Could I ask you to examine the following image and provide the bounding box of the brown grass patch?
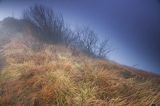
[0,38,160,106]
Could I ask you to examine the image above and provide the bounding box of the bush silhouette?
[23,4,110,58]
[23,4,65,44]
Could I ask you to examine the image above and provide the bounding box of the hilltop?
[0,28,160,106]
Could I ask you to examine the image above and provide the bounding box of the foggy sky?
[0,0,160,74]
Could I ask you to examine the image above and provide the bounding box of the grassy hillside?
[0,36,160,106]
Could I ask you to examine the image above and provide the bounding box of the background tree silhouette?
[23,4,111,58]
[23,4,65,43]
[75,27,111,58]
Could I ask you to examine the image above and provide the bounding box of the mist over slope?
[0,17,159,106]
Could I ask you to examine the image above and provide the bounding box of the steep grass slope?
[0,36,160,106]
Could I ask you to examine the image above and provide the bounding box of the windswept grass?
[0,37,160,106]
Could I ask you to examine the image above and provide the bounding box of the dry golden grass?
[0,37,160,106]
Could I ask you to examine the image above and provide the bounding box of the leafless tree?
[63,26,80,47]
[22,5,111,58]
[75,27,98,56]
[75,27,110,58]
[23,4,65,43]
[96,39,111,58]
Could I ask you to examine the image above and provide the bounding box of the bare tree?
[74,27,111,58]
[63,26,80,47]
[22,5,111,58]
[23,4,65,43]
[75,27,98,56]
[76,27,110,57]
[97,39,111,58]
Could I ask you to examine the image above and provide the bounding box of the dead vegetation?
[0,37,159,106]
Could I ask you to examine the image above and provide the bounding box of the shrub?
[23,5,111,58]
[23,4,65,44]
